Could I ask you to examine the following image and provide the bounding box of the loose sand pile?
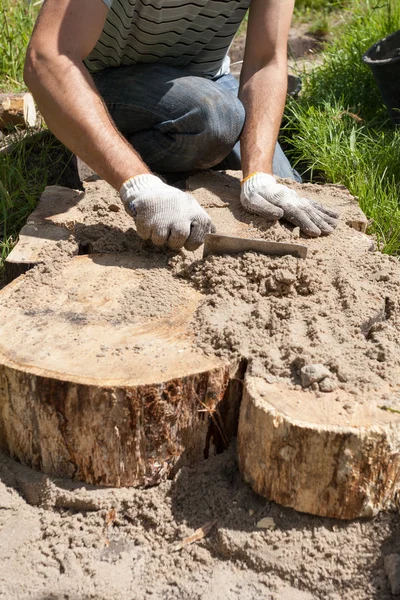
[1,171,400,598]
[1,444,399,600]
[170,172,400,408]
[172,246,400,405]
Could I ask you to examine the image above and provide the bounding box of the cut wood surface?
[237,376,400,519]
[187,171,369,235]
[0,93,36,130]
[0,253,239,486]
[4,222,79,282]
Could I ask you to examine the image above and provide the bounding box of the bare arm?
[238,0,339,236]
[239,0,294,177]
[24,0,150,190]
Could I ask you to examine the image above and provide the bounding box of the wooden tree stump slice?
[0,253,239,486]
[0,93,36,130]
[5,173,371,282]
[2,172,380,508]
[187,171,369,235]
[237,376,400,520]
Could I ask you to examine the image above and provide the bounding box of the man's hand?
[240,172,339,237]
[120,174,214,251]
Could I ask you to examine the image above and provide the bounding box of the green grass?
[284,0,400,254]
[0,0,44,281]
[0,0,39,91]
[295,0,345,9]
[238,0,347,38]
[293,0,348,36]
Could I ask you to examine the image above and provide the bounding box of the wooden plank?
[0,93,36,130]
[203,233,308,259]
[4,186,84,283]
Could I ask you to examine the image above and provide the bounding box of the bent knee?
[168,79,245,169]
[191,92,245,168]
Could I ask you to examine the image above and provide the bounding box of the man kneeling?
[24,0,338,251]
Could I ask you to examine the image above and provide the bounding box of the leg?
[213,74,302,182]
[92,64,245,173]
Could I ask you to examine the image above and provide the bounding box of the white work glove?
[240,172,339,237]
[120,174,214,251]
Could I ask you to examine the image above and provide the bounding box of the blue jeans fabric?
[92,64,300,181]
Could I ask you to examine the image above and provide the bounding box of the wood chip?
[105,508,117,526]
[256,517,276,530]
[171,520,217,552]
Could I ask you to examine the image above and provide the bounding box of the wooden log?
[0,130,31,156]
[0,253,240,486]
[237,376,400,520]
[1,172,376,499]
[0,93,36,130]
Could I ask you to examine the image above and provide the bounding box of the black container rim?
[362,29,400,66]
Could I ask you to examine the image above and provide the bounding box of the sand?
[7,172,399,404]
[1,443,400,600]
[171,173,400,408]
[4,254,188,327]
[173,247,400,406]
[1,171,400,598]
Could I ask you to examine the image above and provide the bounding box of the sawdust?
[1,444,399,600]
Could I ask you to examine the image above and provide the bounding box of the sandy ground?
[1,444,400,600]
[1,172,400,598]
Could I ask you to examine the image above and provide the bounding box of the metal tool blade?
[203,233,308,259]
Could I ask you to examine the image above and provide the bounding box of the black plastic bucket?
[362,29,400,124]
